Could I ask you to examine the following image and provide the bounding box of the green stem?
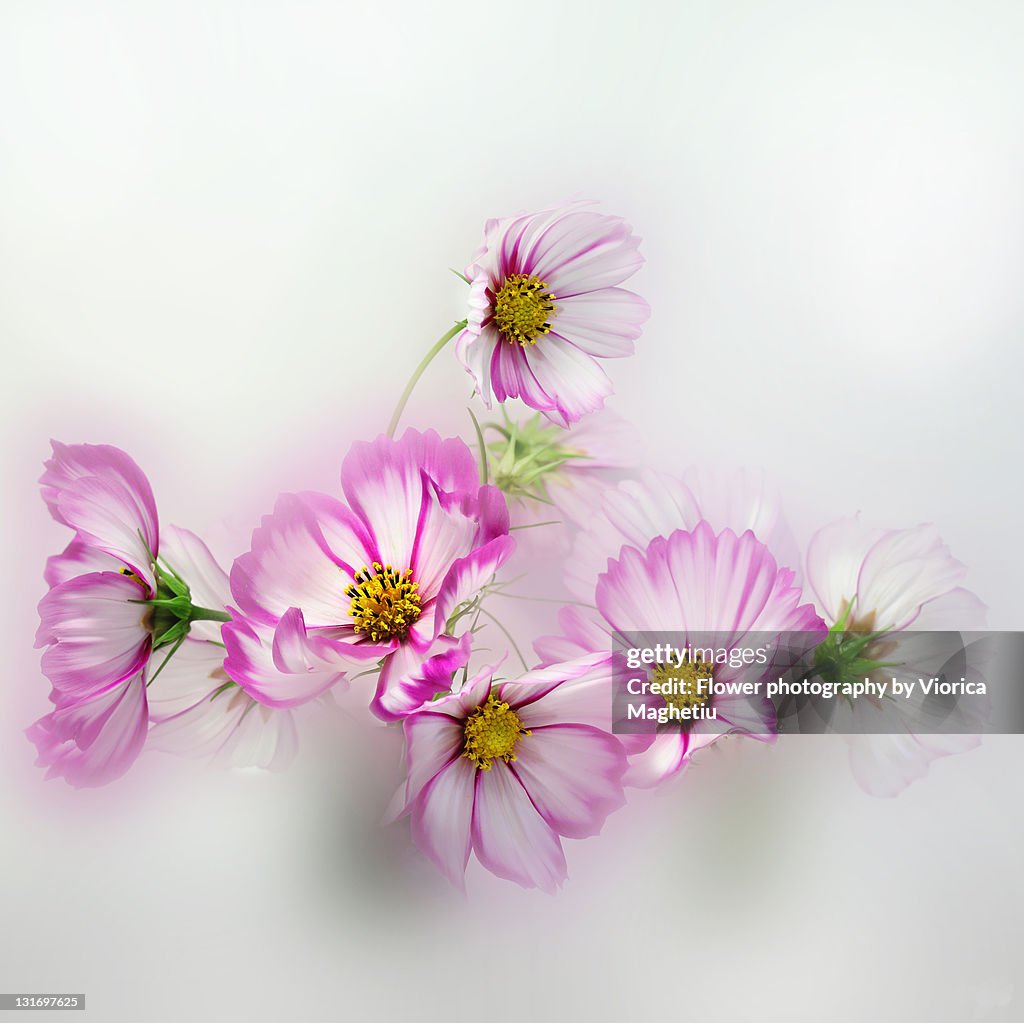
[387,320,467,438]
[478,606,530,673]
[146,633,186,687]
[190,606,232,623]
[467,407,489,485]
[489,591,598,610]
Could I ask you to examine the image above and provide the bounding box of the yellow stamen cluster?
[462,695,530,770]
[346,562,422,642]
[493,274,557,345]
[652,658,714,716]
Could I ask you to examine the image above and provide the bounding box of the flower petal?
[37,572,151,697]
[455,321,497,408]
[712,692,777,739]
[623,732,689,788]
[520,209,644,297]
[433,535,516,634]
[523,339,614,426]
[222,614,351,708]
[230,492,362,627]
[44,540,122,588]
[409,477,482,600]
[371,633,471,722]
[40,441,159,577]
[28,672,148,787]
[489,339,558,414]
[510,723,626,838]
[222,701,298,771]
[534,606,608,666]
[410,758,477,890]
[470,762,567,892]
[597,523,822,639]
[146,637,226,720]
[402,710,465,811]
[550,287,649,358]
[856,524,968,631]
[502,653,616,732]
[805,516,886,625]
[567,470,700,601]
[341,430,480,569]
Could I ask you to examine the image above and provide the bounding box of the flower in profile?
[224,429,515,721]
[805,516,987,796]
[395,655,626,892]
[456,204,649,427]
[30,443,230,786]
[570,523,825,787]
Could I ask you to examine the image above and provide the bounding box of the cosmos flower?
[224,429,515,721]
[456,204,649,427]
[535,465,800,670]
[805,516,987,796]
[30,444,226,786]
[562,523,825,787]
[395,655,627,892]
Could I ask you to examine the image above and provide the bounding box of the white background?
[1,2,1022,1020]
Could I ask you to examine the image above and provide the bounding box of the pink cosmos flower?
[224,429,515,721]
[805,516,987,796]
[30,442,163,786]
[395,655,627,892]
[566,523,825,787]
[537,465,800,669]
[456,204,650,427]
[30,442,291,785]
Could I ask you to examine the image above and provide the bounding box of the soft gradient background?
[2,2,1022,1020]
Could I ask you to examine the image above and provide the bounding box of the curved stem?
[478,606,530,673]
[387,320,468,438]
[489,591,598,611]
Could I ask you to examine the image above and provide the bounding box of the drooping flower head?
[32,446,198,783]
[225,429,515,721]
[396,655,627,892]
[456,204,649,427]
[31,443,292,785]
[573,523,825,787]
[805,516,987,796]
[31,443,164,785]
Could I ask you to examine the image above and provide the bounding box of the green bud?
[485,411,589,503]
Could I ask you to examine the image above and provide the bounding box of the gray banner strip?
[0,995,85,1011]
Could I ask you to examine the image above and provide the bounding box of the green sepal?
[153,617,190,650]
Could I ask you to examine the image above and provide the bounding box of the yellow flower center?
[652,658,714,716]
[462,694,530,770]
[346,562,422,642]
[493,274,557,346]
